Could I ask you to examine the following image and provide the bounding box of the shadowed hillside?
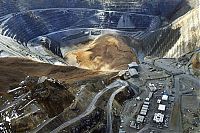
[0,57,114,94]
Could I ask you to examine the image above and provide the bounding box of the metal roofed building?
[153,113,164,123]
[128,68,139,78]
[128,62,139,71]
[136,115,145,123]
[162,94,168,101]
[148,83,157,92]
[144,101,150,105]
[158,104,166,111]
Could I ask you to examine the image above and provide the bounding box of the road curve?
[49,80,126,133]
[106,82,128,133]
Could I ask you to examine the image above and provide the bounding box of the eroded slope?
[0,57,114,94]
[65,34,138,71]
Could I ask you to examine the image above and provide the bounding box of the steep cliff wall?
[164,6,200,58]
[170,0,200,20]
[144,6,200,58]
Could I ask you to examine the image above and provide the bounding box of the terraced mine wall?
[0,9,156,45]
[104,0,182,18]
[28,28,137,57]
[0,0,102,17]
[170,0,200,21]
[143,26,181,57]
[143,6,200,58]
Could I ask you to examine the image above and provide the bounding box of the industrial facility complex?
[0,0,200,133]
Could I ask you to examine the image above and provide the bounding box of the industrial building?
[136,115,145,123]
[158,104,166,111]
[139,102,149,116]
[128,68,139,78]
[128,62,139,71]
[153,113,165,123]
[162,95,168,101]
[148,83,157,92]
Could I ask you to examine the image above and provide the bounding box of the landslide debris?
[65,34,138,71]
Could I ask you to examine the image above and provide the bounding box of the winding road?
[47,79,127,133]
[106,81,128,133]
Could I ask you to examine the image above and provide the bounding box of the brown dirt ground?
[0,57,114,94]
[192,52,200,69]
[65,34,138,71]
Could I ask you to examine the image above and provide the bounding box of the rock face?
[14,76,75,118]
[192,52,200,76]
[65,34,138,71]
[30,77,75,117]
[7,76,75,132]
[11,111,47,132]
[164,6,200,58]
[143,6,200,58]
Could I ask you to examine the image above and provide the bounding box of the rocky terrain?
[164,6,200,58]
[0,0,199,133]
[0,57,114,94]
[65,34,138,71]
[192,51,200,76]
[143,2,200,58]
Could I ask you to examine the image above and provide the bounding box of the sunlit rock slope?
[164,6,200,58]
[65,34,138,71]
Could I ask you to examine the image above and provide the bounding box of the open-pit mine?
[0,0,200,133]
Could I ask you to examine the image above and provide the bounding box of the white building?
[153,113,164,123]
[144,101,150,105]
[158,104,166,111]
[142,106,148,111]
[136,115,145,123]
[148,83,157,92]
[145,97,150,101]
[140,110,147,115]
[162,95,168,101]
[157,99,161,104]
[143,105,149,108]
